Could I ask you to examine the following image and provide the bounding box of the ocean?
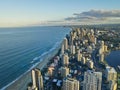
[0,26,70,89]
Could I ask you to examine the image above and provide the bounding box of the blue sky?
[0,0,120,27]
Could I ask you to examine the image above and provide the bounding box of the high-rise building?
[62,53,69,66]
[87,46,92,53]
[62,77,79,90]
[87,60,94,69]
[73,32,77,39]
[109,81,117,90]
[99,41,108,54]
[61,43,64,55]
[48,66,54,76]
[81,57,86,65]
[90,29,94,35]
[94,37,97,45]
[77,50,82,62]
[89,34,95,43]
[99,42,105,62]
[105,66,117,82]
[99,48,103,55]
[77,28,80,35]
[70,45,76,55]
[61,67,69,78]
[104,45,108,52]
[99,54,104,62]
[70,32,74,46]
[83,70,102,90]
[101,40,104,53]
[64,38,68,50]
[31,68,44,90]
[81,29,86,37]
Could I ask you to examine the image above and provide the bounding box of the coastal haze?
[0,26,70,88]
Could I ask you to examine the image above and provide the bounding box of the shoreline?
[2,43,62,90]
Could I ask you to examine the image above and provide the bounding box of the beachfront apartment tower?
[83,70,102,90]
[64,38,68,50]
[32,68,44,90]
[61,43,64,55]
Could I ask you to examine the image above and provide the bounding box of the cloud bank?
[64,10,120,25]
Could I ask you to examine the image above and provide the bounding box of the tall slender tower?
[77,50,82,62]
[32,68,44,90]
[64,38,68,50]
[70,45,76,54]
[101,40,104,53]
[62,53,69,66]
[61,43,64,55]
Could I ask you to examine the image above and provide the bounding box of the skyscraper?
[64,38,68,50]
[70,32,74,46]
[32,68,44,90]
[81,57,86,65]
[87,60,94,69]
[62,77,79,90]
[62,53,69,66]
[99,54,104,62]
[61,43,64,55]
[83,70,102,90]
[104,45,108,52]
[77,50,82,62]
[105,66,117,90]
[70,45,76,55]
[60,67,69,78]
[100,40,105,53]
[109,81,117,90]
[105,66,117,82]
